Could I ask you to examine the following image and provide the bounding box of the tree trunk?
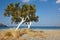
[27,22,32,29]
[15,18,25,31]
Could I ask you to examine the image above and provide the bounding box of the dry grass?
[0,29,46,40]
[23,29,46,38]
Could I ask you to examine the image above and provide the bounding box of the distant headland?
[0,23,7,27]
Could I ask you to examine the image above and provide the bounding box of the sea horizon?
[0,26,60,30]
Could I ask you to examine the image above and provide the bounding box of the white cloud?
[22,0,30,2]
[56,0,60,3]
[40,0,48,2]
[22,0,48,3]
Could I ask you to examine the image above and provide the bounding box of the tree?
[4,2,39,30]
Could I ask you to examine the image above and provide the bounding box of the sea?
[0,26,60,30]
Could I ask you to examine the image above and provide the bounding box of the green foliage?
[4,2,39,24]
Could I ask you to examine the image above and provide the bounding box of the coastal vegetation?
[0,29,60,40]
[0,29,46,40]
[4,2,39,30]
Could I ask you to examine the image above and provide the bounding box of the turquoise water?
[0,26,60,30]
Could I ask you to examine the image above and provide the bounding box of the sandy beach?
[0,29,60,40]
[42,30,60,40]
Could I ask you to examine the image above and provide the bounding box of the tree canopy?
[4,2,39,24]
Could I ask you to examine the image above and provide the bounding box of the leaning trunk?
[27,22,32,29]
[15,18,25,31]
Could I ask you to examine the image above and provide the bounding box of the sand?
[44,30,60,40]
[0,29,60,40]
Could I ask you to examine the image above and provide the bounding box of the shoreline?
[0,28,60,31]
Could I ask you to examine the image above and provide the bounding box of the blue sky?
[0,0,60,26]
